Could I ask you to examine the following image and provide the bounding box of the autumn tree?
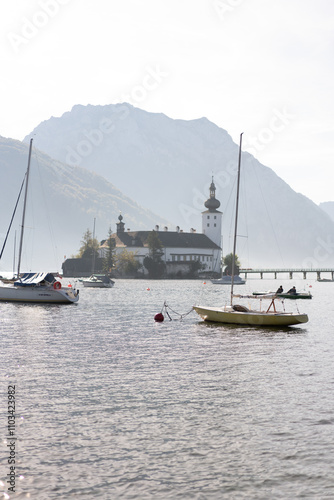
[115,249,141,276]
[76,229,100,259]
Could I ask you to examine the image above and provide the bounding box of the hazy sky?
[1,0,333,204]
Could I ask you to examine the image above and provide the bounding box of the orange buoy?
[154,313,164,322]
[53,281,61,290]
[147,287,150,291]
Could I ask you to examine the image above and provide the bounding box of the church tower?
[202,177,222,249]
[116,213,125,234]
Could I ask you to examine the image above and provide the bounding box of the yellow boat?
[193,304,308,326]
[193,133,308,328]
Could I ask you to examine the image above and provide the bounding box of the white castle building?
[99,179,223,276]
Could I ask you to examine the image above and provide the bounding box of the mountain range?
[0,136,168,273]
[22,103,334,269]
[1,103,333,273]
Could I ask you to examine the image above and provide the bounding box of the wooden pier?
[239,268,334,280]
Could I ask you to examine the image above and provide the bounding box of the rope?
[160,300,194,321]
[0,173,26,261]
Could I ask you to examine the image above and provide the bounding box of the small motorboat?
[82,274,114,288]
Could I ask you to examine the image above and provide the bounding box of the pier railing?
[239,268,334,279]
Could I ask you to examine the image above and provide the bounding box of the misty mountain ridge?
[22,103,334,268]
[319,202,334,222]
[0,136,169,272]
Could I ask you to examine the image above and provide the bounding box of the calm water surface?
[1,278,334,499]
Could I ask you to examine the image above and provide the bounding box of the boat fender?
[53,281,61,290]
[154,313,164,322]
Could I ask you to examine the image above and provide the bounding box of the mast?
[92,217,96,274]
[13,231,17,277]
[230,132,243,305]
[17,138,33,279]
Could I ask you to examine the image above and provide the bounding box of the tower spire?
[204,176,220,211]
[116,213,125,234]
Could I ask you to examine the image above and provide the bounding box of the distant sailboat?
[82,218,114,288]
[211,275,246,285]
[0,139,79,304]
[193,134,308,327]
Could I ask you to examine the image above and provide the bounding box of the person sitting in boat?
[276,285,283,294]
[287,286,297,295]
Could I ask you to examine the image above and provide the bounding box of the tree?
[115,249,141,276]
[102,227,115,274]
[143,230,166,278]
[223,253,241,275]
[76,229,100,259]
[187,259,205,278]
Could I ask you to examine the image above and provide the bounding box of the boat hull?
[253,292,312,299]
[82,282,113,288]
[211,279,246,285]
[193,305,308,326]
[278,293,312,299]
[211,276,246,285]
[0,284,79,303]
[82,274,114,288]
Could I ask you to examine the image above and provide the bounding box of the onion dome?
[204,178,221,211]
[116,213,125,234]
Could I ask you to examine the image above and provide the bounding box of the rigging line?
[0,172,26,261]
[250,156,285,267]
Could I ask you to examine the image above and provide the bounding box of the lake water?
[1,278,334,499]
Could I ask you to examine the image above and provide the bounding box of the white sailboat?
[81,218,114,288]
[82,274,114,288]
[0,139,79,304]
[193,133,308,327]
[211,275,246,285]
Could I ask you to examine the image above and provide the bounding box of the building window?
[207,215,210,219]
[214,215,216,219]
[214,223,216,227]
[207,223,210,227]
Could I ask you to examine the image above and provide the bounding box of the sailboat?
[0,139,79,304]
[82,218,114,288]
[82,274,114,288]
[193,133,308,327]
[211,275,246,285]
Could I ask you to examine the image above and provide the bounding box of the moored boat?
[193,303,308,326]
[252,291,312,299]
[211,275,246,285]
[0,272,79,303]
[193,133,308,327]
[0,139,79,304]
[82,274,114,288]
